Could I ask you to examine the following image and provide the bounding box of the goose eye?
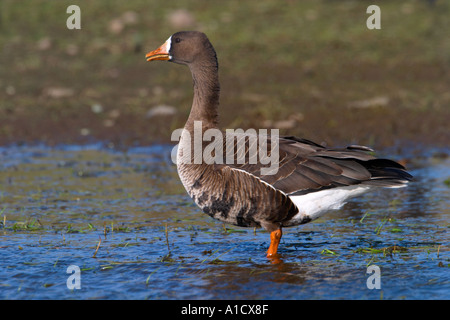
[175,37,181,43]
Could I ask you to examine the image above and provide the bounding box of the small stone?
[91,103,103,114]
[5,85,16,95]
[37,37,52,51]
[167,9,195,29]
[146,105,177,118]
[348,96,390,109]
[109,18,124,34]
[44,87,74,98]
[80,128,90,136]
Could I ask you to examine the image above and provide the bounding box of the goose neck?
[186,63,220,131]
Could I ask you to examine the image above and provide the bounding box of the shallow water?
[0,144,448,300]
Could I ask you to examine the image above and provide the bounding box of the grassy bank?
[0,0,449,149]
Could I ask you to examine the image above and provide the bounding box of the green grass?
[444,178,450,187]
[0,0,448,147]
[8,218,44,232]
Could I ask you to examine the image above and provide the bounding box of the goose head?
[146,31,218,68]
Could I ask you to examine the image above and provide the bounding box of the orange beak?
[145,39,170,62]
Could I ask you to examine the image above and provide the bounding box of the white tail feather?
[287,185,372,225]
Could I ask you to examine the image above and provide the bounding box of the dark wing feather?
[222,132,412,195]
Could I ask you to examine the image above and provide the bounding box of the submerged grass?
[0,146,448,299]
[4,218,44,232]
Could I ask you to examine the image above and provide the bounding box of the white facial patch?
[166,36,172,60]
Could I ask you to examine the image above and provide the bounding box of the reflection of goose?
[146,31,412,259]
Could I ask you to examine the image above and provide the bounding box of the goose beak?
[146,39,170,62]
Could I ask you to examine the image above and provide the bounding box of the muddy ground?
[0,1,449,151]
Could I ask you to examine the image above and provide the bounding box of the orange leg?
[266,228,282,258]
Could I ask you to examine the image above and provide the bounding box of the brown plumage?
[146,31,412,259]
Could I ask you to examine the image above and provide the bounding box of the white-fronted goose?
[146,31,412,258]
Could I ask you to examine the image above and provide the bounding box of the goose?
[145,31,412,259]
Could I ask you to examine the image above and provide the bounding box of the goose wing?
[220,133,412,195]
